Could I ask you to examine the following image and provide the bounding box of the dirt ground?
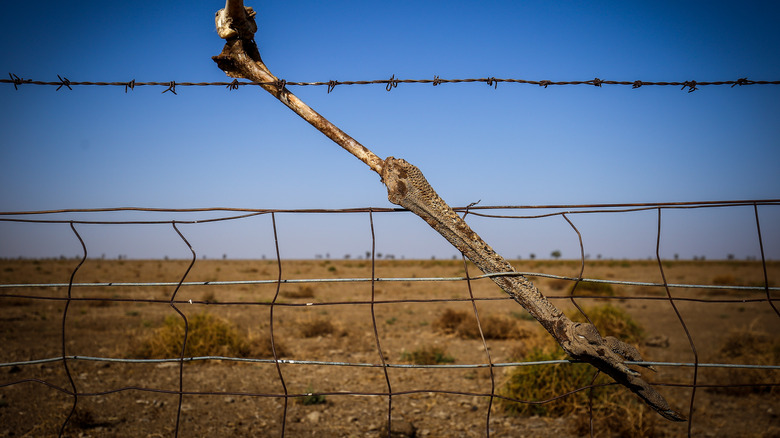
[1,258,778,437]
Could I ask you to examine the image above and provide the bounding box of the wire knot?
[125,79,135,93]
[539,80,552,88]
[227,79,240,90]
[682,80,697,93]
[386,74,398,91]
[162,81,177,95]
[275,79,286,95]
[632,80,643,89]
[732,77,751,87]
[56,75,72,91]
[327,80,338,93]
[433,75,442,86]
[486,77,498,89]
[8,73,25,90]
[592,77,603,87]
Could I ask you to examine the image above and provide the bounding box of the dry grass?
[282,286,316,299]
[571,280,615,297]
[400,346,455,365]
[298,316,345,338]
[707,325,779,395]
[131,311,286,359]
[499,304,658,438]
[432,308,528,340]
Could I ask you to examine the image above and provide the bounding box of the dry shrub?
[500,305,657,437]
[131,311,286,359]
[433,309,526,340]
[283,286,315,299]
[571,280,615,297]
[548,278,570,290]
[711,274,740,286]
[707,326,779,395]
[299,318,335,338]
[400,346,455,365]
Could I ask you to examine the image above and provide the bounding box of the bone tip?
[661,409,687,422]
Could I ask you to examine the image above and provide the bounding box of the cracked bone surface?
[211,0,685,422]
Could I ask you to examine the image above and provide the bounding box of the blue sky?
[1,0,778,260]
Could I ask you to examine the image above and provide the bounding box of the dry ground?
[1,258,778,437]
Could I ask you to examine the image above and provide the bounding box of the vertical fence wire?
[461,204,497,437]
[169,221,197,438]
[269,212,289,437]
[654,208,699,436]
[368,209,394,435]
[754,203,780,318]
[58,222,87,437]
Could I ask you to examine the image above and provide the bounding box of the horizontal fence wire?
[1,200,778,438]
[3,74,780,94]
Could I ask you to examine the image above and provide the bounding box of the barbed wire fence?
[1,200,778,437]
[4,73,780,94]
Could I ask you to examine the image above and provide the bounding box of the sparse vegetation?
[299,317,338,338]
[571,280,615,297]
[282,286,315,299]
[298,385,327,406]
[131,311,285,359]
[500,304,656,437]
[401,346,455,365]
[433,309,527,340]
[708,327,780,395]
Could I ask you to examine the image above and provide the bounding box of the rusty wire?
[0,200,778,437]
[3,74,780,93]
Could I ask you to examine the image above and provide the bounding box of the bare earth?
[1,259,778,437]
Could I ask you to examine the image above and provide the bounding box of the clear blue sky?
[1,0,778,261]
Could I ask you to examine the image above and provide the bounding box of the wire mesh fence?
[0,200,778,437]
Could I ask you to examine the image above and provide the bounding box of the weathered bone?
[212,0,685,422]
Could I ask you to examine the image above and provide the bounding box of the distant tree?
[529,253,536,260]
[344,254,351,260]
[727,254,735,261]
[551,250,562,260]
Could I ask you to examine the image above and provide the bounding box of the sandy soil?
[1,259,778,437]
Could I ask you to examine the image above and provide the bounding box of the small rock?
[306,411,321,423]
[380,418,416,438]
[645,335,669,348]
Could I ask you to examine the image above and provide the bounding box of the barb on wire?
[162,81,177,95]
[56,75,71,91]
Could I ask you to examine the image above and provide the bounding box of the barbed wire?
[4,73,780,94]
[1,201,778,438]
